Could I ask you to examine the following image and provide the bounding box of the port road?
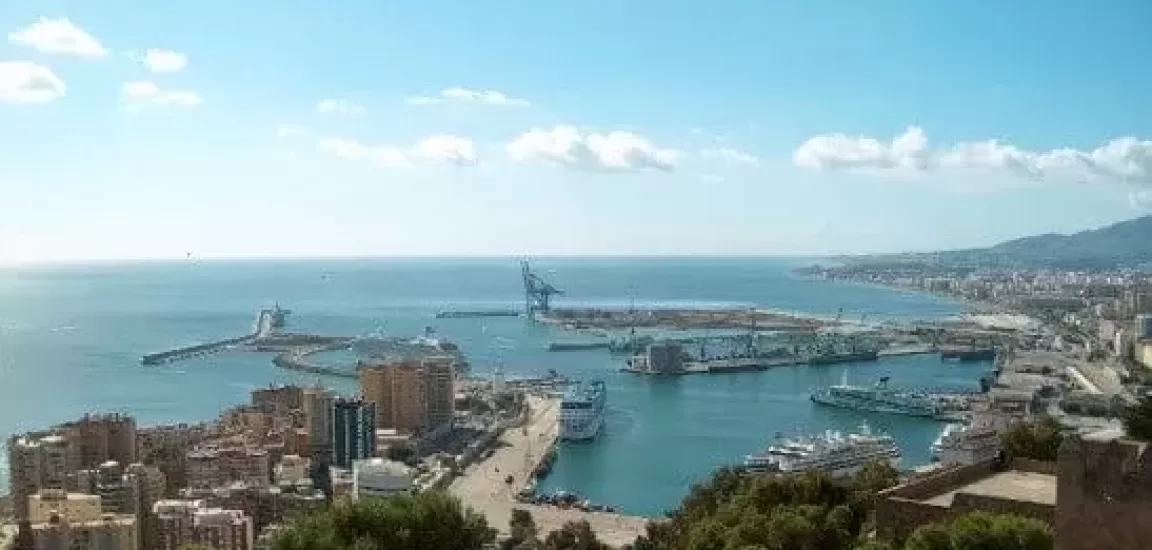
[449,395,649,547]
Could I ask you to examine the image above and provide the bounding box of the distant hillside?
[936,215,1152,269]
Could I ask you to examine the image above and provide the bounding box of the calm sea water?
[0,257,985,515]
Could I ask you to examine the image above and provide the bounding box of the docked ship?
[352,327,467,370]
[558,380,607,441]
[744,422,901,476]
[808,350,880,365]
[548,341,610,352]
[941,347,996,361]
[810,373,938,417]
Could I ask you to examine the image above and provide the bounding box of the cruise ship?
[810,373,938,417]
[744,423,901,476]
[558,380,607,441]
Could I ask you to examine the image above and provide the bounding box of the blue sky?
[1,0,1151,263]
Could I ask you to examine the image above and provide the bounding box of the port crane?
[521,260,563,318]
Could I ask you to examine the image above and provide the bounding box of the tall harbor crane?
[521,260,563,318]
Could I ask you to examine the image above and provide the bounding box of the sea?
[0,257,989,516]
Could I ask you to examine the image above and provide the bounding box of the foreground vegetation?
[263,460,1053,550]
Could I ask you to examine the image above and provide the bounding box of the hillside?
[936,214,1152,268]
[833,215,1152,269]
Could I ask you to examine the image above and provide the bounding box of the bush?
[270,491,494,550]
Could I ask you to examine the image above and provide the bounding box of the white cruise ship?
[558,380,606,441]
[744,423,901,476]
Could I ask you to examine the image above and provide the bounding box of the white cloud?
[795,126,1152,187]
[412,134,478,166]
[276,125,308,139]
[316,135,477,168]
[316,98,364,115]
[405,87,529,107]
[8,18,108,57]
[140,49,187,74]
[507,125,678,172]
[121,81,202,109]
[0,61,66,103]
[701,147,760,166]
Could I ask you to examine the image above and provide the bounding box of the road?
[449,396,650,547]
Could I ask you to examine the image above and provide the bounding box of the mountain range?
[857,215,1152,269]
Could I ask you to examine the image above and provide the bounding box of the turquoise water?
[0,257,982,515]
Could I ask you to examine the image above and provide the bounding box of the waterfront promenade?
[449,396,650,547]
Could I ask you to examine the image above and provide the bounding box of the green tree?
[904,512,1052,550]
[502,508,541,550]
[1000,418,1065,461]
[1123,393,1152,441]
[902,523,951,550]
[627,460,898,550]
[271,491,495,550]
[541,520,609,550]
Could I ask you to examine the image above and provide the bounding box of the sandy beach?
[449,395,651,547]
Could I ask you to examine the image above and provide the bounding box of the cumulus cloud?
[8,18,108,57]
[316,98,364,115]
[406,87,529,107]
[121,81,202,109]
[507,125,678,172]
[411,134,479,166]
[701,147,760,166]
[316,135,477,168]
[139,49,187,74]
[0,61,66,103]
[794,126,1152,186]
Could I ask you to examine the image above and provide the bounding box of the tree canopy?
[999,418,1065,461]
[270,491,494,550]
[903,511,1052,550]
[626,461,900,550]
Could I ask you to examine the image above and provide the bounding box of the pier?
[140,307,286,365]
[435,309,521,319]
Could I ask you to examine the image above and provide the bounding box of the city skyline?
[2,0,1151,264]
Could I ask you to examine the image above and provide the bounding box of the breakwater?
[141,308,282,365]
[270,340,357,379]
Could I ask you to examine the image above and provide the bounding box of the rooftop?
[920,470,1057,508]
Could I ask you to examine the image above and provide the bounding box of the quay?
[140,307,285,365]
[448,395,649,547]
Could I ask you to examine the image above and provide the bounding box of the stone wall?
[876,458,1059,543]
[1056,434,1152,550]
